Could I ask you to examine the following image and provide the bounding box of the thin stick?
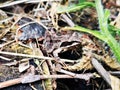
[57,69,93,80]
[0,16,14,23]
[0,40,15,48]
[26,0,76,3]
[61,14,75,27]
[0,0,29,8]
[0,0,76,8]
[0,56,11,61]
[0,78,22,89]
[0,73,94,89]
[38,74,94,80]
[0,51,75,63]
[91,58,111,86]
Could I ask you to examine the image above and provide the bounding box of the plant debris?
[0,0,120,90]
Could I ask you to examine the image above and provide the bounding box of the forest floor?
[0,0,120,90]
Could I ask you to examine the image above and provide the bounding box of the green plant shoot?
[57,0,120,62]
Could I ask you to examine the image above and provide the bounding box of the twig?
[0,56,11,61]
[0,51,75,63]
[57,69,93,80]
[0,0,29,8]
[0,40,15,48]
[0,16,14,23]
[109,71,120,76]
[0,0,75,8]
[91,58,111,86]
[61,14,75,27]
[0,78,22,89]
[34,2,41,16]
[0,28,11,40]
[26,0,75,4]
[0,73,94,89]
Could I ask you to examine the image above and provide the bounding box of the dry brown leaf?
[103,55,120,70]
[18,58,30,72]
[0,9,7,20]
[64,56,93,71]
[110,75,120,90]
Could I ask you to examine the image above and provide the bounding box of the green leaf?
[57,2,95,13]
[79,0,87,3]
[59,0,120,62]
[95,0,120,62]
[104,9,110,22]
[108,25,120,36]
[64,26,107,42]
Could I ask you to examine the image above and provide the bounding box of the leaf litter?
[0,0,120,90]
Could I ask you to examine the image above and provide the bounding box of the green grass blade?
[58,0,120,62]
[95,0,104,25]
[109,25,120,36]
[57,2,95,13]
[95,0,120,62]
[64,26,107,42]
[79,0,86,3]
